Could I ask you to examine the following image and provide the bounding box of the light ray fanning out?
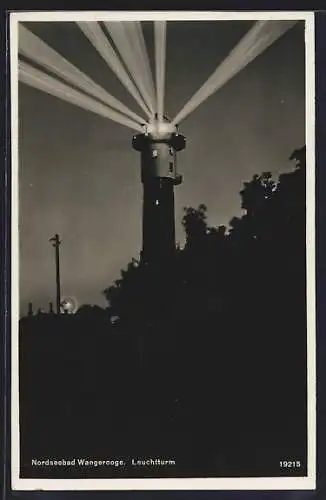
[122,21,156,107]
[172,20,297,125]
[76,21,151,118]
[154,21,167,121]
[104,21,155,116]
[19,23,145,125]
[19,61,144,132]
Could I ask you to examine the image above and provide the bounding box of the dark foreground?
[19,313,307,479]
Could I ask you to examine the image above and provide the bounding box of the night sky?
[18,20,305,315]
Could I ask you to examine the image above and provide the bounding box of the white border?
[9,10,313,21]
[10,10,316,491]
[305,11,316,487]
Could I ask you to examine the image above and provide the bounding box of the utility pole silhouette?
[27,302,33,317]
[49,234,62,314]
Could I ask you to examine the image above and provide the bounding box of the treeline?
[19,146,307,477]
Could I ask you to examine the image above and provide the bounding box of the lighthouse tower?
[132,116,186,264]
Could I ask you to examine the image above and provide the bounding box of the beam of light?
[19,24,145,125]
[77,22,151,118]
[103,21,155,116]
[122,21,156,108]
[19,61,144,132]
[154,21,167,122]
[172,20,297,125]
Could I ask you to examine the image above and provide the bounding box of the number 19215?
[280,460,301,468]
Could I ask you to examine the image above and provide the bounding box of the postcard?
[10,10,316,490]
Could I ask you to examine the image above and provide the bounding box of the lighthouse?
[132,116,186,264]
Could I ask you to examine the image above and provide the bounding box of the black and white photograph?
[10,11,316,490]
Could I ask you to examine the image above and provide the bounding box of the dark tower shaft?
[142,178,176,262]
[49,234,61,314]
